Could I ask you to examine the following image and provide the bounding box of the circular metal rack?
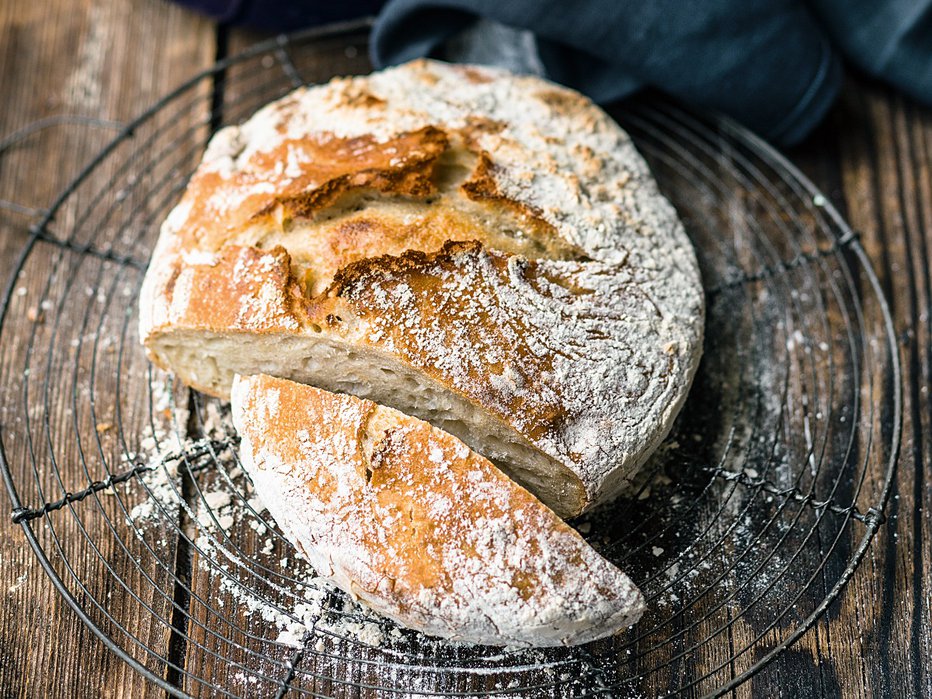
[0,20,902,698]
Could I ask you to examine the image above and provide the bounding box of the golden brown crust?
[532,88,595,118]
[144,244,304,337]
[146,237,575,446]
[140,59,705,516]
[320,242,564,443]
[459,150,557,238]
[232,373,644,646]
[180,126,450,249]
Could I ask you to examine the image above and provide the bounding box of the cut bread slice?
[140,60,704,518]
[231,373,645,647]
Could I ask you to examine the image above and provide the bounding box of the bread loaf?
[139,58,704,517]
[231,373,645,646]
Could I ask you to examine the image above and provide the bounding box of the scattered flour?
[122,377,677,695]
[127,377,413,651]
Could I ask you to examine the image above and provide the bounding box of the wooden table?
[0,1,928,696]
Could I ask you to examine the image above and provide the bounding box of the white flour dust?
[126,375,399,650]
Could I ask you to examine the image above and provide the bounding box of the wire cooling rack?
[0,20,902,698]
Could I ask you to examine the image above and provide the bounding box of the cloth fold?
[809,0,932,105]
[170,0,931,145]
[371,0,845,145]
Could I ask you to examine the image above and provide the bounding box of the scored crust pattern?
[140,59,705,516]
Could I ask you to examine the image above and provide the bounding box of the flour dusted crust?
[140,59,704,517]
[231,374,644,646]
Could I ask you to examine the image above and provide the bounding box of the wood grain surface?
[786,86,931,698]
[0,3,215,698]
[0,2,928,697]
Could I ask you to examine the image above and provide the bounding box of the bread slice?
[231,373,645,646]
[140,59,704,517]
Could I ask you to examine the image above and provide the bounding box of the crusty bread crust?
[140,59,704,516]
[231,374,645,646]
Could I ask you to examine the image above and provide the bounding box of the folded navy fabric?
[373,0,844,145]
[809,0,932,106]
[372,0,931,145]
[169,0,931,145]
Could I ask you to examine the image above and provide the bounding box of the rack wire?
[0,20,902,698]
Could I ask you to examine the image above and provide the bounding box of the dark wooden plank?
[0,1,216,697]
[771,79,932,698]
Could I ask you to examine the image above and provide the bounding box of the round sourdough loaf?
[232,373,645,646]
[139,59,705,517]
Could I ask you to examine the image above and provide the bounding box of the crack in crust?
[253,126,450,222]
[140,59,705,517]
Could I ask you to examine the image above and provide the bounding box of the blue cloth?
[372,0,932,145]
[169,0,931,145]
[809,0,932,104]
